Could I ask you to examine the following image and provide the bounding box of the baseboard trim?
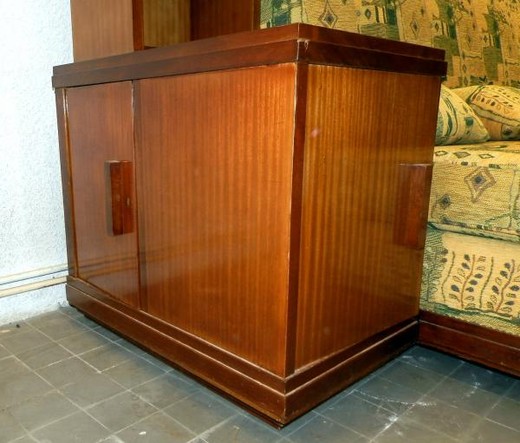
[67,279,417,426]
[418,310,520,377]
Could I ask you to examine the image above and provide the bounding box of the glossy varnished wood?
[70,0,190,61]
[53,23,446,88]
[135,64,297,376]
[65,82,140,308]
[56,24,448,425]
[419,311,520,377]
[190,0,259,40]
[295,65,439,368]
[70,0,136,61]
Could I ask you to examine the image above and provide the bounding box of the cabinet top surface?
[53,23,447,88]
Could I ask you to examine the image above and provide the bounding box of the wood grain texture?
[66,82,140,308]
[70,0,135,61]
[394,164,433,249]
[190,0,259,40]
[419,311,520,377]
[135,64,297,375]
[53,23,446,88]
[143,0,190,47]
[55,89,77,276]
[295,65,440,368]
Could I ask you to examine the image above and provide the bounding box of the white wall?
[0,0,73,324]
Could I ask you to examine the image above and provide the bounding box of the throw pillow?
[436,85,490,146]
[454,85,520,140]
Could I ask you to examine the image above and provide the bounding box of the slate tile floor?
[1,307,519,443]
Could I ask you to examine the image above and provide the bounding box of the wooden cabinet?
[54,24,446,425]
[70,0,258,61]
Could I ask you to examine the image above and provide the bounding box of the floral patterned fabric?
[260,0,520,88]
[421,226,520,336]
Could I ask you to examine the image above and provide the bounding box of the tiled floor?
[1,307,519,443]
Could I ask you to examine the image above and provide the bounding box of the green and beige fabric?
[260,0,520,338]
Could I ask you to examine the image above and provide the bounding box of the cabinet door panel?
[135,65,296,375]
[67,82,140,307]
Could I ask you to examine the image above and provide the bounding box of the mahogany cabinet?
[54,24,446,425]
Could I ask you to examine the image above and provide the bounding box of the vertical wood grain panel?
[70,0,135,61]
[66,82,140,308]
[143,0,190,47]
[190,0,258,40]
[135,64,297,375]
[295,65,440,368]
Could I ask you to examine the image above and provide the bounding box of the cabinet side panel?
[70,0,135,61]
[66,82,140,308]
[135,64,296,375]
[296,65,440,368]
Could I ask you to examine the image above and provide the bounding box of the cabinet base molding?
[419,311,520,377]
[67,279,417,426]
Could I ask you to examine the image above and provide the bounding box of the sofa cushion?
[454,85,520,140]
[429,141,520,242]
[421,226,520,336]
[436,85,490,145]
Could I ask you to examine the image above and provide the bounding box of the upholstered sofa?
[260,0,520,375]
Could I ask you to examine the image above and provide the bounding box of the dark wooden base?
[419,310,520,377]
[66,278,417,426]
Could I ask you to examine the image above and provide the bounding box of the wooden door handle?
[105,160,134,236]
[393,163,432,249]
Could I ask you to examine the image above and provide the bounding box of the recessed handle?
[393,163,433,249]
[105,160,134,236]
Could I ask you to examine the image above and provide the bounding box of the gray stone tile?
[57,329,112,355]
[80,342,134,372]
[0,321,30,338]
[398,346,463,376]
[401,395,481,440]
[201,413,282,443]
[28,312,89,340]
[115,411,195,443]
[0,356,30,381]
[8,435,37,443]
[36,357,98,388]
[486,395,520,432]
[0,370,53,410]
[465,418,520,443]
[428,375,504,416]
[0,328,53,355]
[132,372,199,409]
[8,391,79,432]
[87,391,157,433]
[59,371,124,408]
[504,379,520,402]
[164,391,238,434]
[105,356,165,388]
[0,344,10,360]
[32,411,109,443]
[372,416,457,443]
[319,392,399,439]
[449,362,514,395]
[354,375,423,415]
[0,409,26,443]
[378,360,443,393]
[286,415,368,443]
[16,342,72,370]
